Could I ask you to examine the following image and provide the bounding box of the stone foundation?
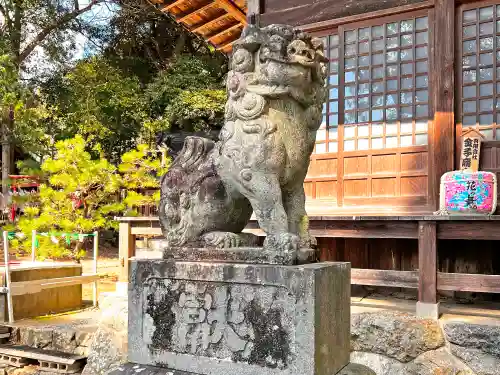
[350,312,500,375]
[128,260,351,375]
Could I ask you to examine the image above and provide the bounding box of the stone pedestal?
[127,259,350,375]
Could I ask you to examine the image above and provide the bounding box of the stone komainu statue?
[159,24,327,252]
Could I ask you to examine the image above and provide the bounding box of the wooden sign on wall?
[460,129,485,172]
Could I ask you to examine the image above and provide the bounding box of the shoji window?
[458,2,500,140]
[315,34,340,155]
[306,11,432,211]
[340,15,430,151]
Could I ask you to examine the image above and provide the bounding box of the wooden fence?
[1,231,100,323]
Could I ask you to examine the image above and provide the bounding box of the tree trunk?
[2,114,11,195]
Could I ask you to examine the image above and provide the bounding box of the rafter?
[214,0,247,24]
[177,1,216,23]
[190,12,230,34]
[217,38,237,51]
[208,22,243,42]
[161,0,185,12]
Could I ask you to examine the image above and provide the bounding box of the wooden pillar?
[118,221,135,294]
[417,221,438,319]
[431,0,455,209]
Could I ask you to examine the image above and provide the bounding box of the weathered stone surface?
[351,349,474,375]
[350,352,407,375]
[162,246,316,265]
[15,326,89,356]
[450,344,500,375]
[107,363,197,375]
[52,328,77,353]
[410,348,474,375]
[338,363,376,375]
[82,293,128,375]
[351,312,445,362]
[444,322,500,358]
[19,328,52,349]
[129,259,350,375]
[75,332,92,348]
[159,24,328,254]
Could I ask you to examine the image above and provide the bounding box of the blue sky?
[23,1,117,78]
[76,1,118,58]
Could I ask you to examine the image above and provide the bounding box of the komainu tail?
[159,136,218,245]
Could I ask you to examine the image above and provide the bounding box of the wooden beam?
[217,38,237,51]
[191,13,230,33]
[214,0,247,24]
[131,227,163,236]
[351,269,419,289]
[438,222,500,240]
[438,272,500,293]
[321,221,418,239]
[418,221,437,304]
[177,1,216,23]
[245,220,418,238]
[161,0,185,12]
[431,0,455,210]
[279,1,432,32]
[10,275,100,296]
[208,22,243,42]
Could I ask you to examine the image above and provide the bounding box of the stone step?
[10,322,96,356]
[0,345,86,374]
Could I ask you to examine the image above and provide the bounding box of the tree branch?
[0,2,12,31]
[18,0,104,64]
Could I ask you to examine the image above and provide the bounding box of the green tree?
[143,56,226,139]
[37,55,226,161]
[119,143,169,216]
[0,0,111,191]
[41,57,146,162]
[16,135,124,260]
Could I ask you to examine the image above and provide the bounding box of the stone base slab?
[108,363,198,375]
[109,362,376,375]
[128,260,350,375]
[163,246,316,265]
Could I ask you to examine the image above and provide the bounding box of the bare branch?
[18,0,105,63]
[0,1,13,31]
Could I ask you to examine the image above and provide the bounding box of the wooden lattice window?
[315,34,340,154]
[458,2,500,140]
[306,10,432,212]
[341,16,430,151]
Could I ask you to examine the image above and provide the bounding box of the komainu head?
[225,24,328,131]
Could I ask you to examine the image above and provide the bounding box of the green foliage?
[119,143,169,216]
[16,135,124,260]
[41,58,146,162]
[0,54,22,106]
[144,56,226,136]
[35,55,226,162]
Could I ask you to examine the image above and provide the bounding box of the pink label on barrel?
[443,172,494,213]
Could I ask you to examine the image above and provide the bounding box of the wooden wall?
[306,148,430,211]
[260,0,428,26]
[317,237,500,301]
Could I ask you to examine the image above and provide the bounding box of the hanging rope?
[5,231,96,246]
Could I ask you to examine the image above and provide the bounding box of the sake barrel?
[440,170,497,215]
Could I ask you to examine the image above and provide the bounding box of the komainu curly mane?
[159,24,327,253]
